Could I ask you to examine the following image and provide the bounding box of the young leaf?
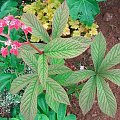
[52,1,69,39]
[57,104,67,120]
[45,94,60,113]
[45,38,90,58]
[20,80,38,120]
[22,13,50,43]
[79,76,96,114]
[96,76,117,117]
[10,74,37,94]
[46,77,70,105]
[66,70,95,85]
[66,0,100,25]
[48,65,71,75]
[64,114,76,120]
[20,50,38,72]
[99,43,120,71]
[91,32,106,71]
[100,69,120,86]
[38,54,48,87]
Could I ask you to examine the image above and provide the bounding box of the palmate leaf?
[66,0,100,25]
[45,94,60,113]
[79,76,96,114]
[20,79,38,120]
[96,76,117,117]
[22,13,50,43]
[38,54,48,87]
[100,69,120,86]
[10,74,37,94]
[48,65,71,75]
[91,32,106,71]
[99,43,120,71]
[20,50,37,72]
[66,70,95,85]
[46,77,70,105]
[52,1,69,39]
[44,37,91,58]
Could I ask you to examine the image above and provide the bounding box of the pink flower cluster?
[0,15,32,57]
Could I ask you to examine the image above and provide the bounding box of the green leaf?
[20,50,38,72]
[20,80,38,120]
[99,43,120,71]
[22,13,50,43]
[50,58,65,65]
[46,77,70,105]
[57,104,66,120]
[48,111,56,120]
[66,0,100,25]
[64,114,76,120]
[38,54,48,87]
[79,76,96,114]
[100,69,120,86]
[91,32,106,71]
[10,74,37,94]
[48,65,71,75]
[96,0,106,2]
[50,71,73,86]
[45,94,60,113]
[96,76,117,117]
[52,1,69,39]
[66,70,95,85]
[38,93,49,115]
[45,37,91,58]
[35,114,49,120]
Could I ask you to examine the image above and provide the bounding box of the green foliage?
[66,0,106,26]
[10,2,90,120]
[66,32,120,117]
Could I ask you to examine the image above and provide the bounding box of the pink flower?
[1,47,9,57]
[3,15,14,25]
[12,41,22,47]
[9,19,21,30]
[5,39,12,46]
[0,20,6,33]
[21,23,32,35]
[10,47,18,56]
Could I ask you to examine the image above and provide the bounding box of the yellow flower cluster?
[23,0,98,42]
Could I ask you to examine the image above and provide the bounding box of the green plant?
[66,0,106,26]
[65,32,120,117]
[23,0,98,42]
[10,1,91,120]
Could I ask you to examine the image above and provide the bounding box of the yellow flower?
[31,35,40,42]
[89,28,98,36]
[84,33,92,38]
[63,24,70,36]
[73,30,80,36]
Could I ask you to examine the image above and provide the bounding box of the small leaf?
[46,77,70,105]
[48,65,71,75]
[79,76,96,114]
[52,1,69,39]
[45,38,91,58]
[66,70,95,85]
[22,13,50,43]
[45,94,60,113]
[20,80,38,120]
[20,50,38,72]
[96,76,117,117]
[91,32,106,71]
[38,54,48,87]
[10,74,37,94]
[99,43,120,71]
[57,104,67,120]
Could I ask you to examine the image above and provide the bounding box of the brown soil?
[67,0,120,120]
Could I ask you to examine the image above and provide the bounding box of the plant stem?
[25,35,44,55]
